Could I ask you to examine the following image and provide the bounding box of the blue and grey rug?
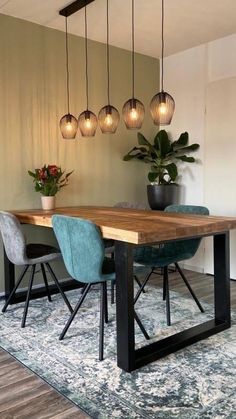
[0,282,235,418]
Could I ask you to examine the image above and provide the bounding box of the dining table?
[4,205,236,372]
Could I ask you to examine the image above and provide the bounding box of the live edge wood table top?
[10,206,236,245]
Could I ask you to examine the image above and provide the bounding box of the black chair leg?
[104,282,108,323]
[111,280,115,305]
[59,284,91,341]
[175,263,204,313]
[163,272,166,301]
[134,268,154,305]
[99,282,106,361]
[2,265,29,313]
[134,275,146,293]
[21,265,36,328]
[80,284,87,294]
[46,263,73,314]
[134,310,150,340]
[164,266,171,326]
[41,263,52,302]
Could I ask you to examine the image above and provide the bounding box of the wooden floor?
[0,271,235,419]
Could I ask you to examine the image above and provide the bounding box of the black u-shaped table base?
[115,232,230,372]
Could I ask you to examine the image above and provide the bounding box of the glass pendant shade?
[150,91,175,125]
[60,113,78,139]
[98,105,120,134]
[122,98,145,130]
[78,110,98,137]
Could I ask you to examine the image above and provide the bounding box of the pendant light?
[122,0,145,130]
[98,0,119,134]
[60,17,78,139]
[150,0,175,125]
[78,5,98,137]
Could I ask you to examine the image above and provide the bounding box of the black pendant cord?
[84,5,89,111]
[65,17,70,115]
[106,0,110,106]
[161,0,164,92]
[131,0,135,99]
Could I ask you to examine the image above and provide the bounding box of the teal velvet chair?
[52,215,149,361]
[133,205,209,326]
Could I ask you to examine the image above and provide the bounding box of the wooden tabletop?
[10,206,236,245]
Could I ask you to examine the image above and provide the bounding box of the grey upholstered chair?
[52,215,149,361]
[0,211,73,327]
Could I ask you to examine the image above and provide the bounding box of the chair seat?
[101,256,148,281]
[26,243,61,264]
[134,244,194,268]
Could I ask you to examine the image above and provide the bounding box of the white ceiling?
[0,0,236,58]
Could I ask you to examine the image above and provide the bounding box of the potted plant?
[28,164,73,210]
[123,130,200,210]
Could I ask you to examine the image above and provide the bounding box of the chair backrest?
[52,215,105,284]
[164,204,210,258]
[114,201,148,210]
[0,211,27,265]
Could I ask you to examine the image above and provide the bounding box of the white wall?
[164,34,236,277]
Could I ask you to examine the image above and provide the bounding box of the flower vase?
[41,196,55,211]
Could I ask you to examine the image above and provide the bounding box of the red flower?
[48,165,58,177]
[38,169,47,180]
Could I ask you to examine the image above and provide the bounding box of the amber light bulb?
[159,102,167,115]
[105,113,113,126]
[130,107,138,120]
[60,114,78,139]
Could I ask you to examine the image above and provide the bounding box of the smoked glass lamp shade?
[122,98,145,130]
[60,113,78,139]
[78,110,98,137]
[150,91,175,125]
[98,105,120,134]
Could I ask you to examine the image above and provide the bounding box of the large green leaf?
[178,143,199,152]
[138,132,158,156]
[172,132,189,149]
[155,130,172,157]
[176,155,195,162]
[123,151,152,162]
[163,163,178,181]
[148,171,158,182]
[137,132,151,147]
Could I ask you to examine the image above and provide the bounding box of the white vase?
[41,196,55,211]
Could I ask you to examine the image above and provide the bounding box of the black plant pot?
[147,184,178,211]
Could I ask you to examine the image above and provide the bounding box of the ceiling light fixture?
[59,16,78,139]
[98,0,119,134]
[78,4,98,137]
[150,0,175,125]
[122,0,145,130]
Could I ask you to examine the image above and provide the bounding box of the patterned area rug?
[0,283,235,418]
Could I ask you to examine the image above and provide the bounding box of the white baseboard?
[179,262,204,273]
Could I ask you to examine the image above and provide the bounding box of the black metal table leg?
[214,232,230,324]
[4,248,15,300]
[115,232,231,372]
[115,241,135,372]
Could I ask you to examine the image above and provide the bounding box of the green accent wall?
[0,13,158,293]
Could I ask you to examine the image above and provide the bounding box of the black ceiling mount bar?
[59,0,95,17]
